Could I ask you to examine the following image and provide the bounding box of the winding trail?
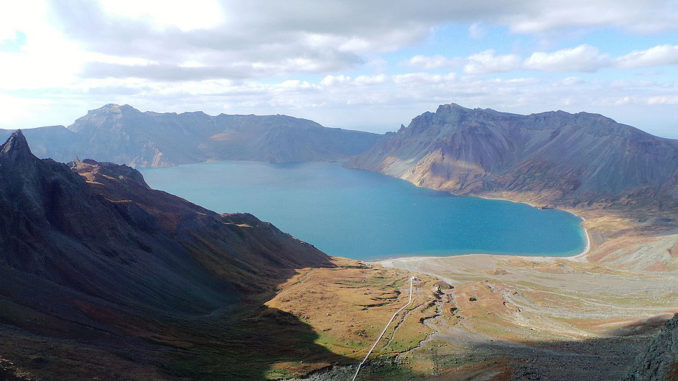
[351,276,416,381]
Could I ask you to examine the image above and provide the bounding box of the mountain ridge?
[0,104,381,167]
[348,103,678,209]
[0,130,331,307]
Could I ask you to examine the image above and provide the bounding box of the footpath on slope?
[351,276,416,381]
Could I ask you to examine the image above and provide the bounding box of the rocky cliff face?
[625,314,678,381]
[0,104,380,167]
[348,103,678,207]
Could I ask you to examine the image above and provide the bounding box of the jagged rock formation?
[348,103,678,207]
[0,104,380,167]
[0,131,335,378]
[625,314,678,381]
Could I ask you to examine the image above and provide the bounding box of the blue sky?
[0,0,677,137]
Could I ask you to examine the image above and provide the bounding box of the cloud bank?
[0,0,676,138]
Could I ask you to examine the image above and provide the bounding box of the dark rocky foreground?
[0,130,346,379]
[625,314,678,381]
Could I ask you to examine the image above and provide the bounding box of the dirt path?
[351,276,415,381]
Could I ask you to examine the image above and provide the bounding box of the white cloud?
[86,53,156,66]
[403,55,460,69]
[463,50,521,74]
[647,96,678,105]
[98,0,224,31]
[0,0,43,41]
[616,45,678,68]
[392,72,457,85]
[407,43,678,75]
[524,45,609,72]
[506,77,538,85]
[0,1,83,90]
[40,0,678,83]
[615,96,633,105]
[559,77,583,86]
[504,0,678,34]
[320,75,352,86]
[354,74,387,85]
[0,94,56,126]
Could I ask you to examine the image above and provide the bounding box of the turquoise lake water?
[140,161,586,260]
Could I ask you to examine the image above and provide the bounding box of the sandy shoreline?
[570,216,591,261]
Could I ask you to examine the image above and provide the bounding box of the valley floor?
[376,252,677,379]
[261,240,677,380]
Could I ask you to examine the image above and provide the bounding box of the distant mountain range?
[0,104,380,167]
[349,103,678,207]
[6,102,678,209]
[4,102,677,209]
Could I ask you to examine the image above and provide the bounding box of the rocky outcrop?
[348,103,678,208]
[625,314,678,381]
[0,104,380,167]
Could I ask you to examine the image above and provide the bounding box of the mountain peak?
[90,104,140,114]
[0,130,34,162]
[350,102,678,204]
[436,103,469,113]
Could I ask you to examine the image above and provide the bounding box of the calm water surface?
[141,161,586,259]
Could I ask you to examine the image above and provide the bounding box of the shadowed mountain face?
[0,130,330,309]
[348,103,678,207]
[0,131,340,379]
[625,314,678,381]
[0,104,381,167]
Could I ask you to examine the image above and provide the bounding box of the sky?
[1,1,677,137]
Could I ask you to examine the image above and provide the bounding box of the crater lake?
[140,161,586,259]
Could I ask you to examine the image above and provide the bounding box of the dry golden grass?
[264,257,439,374]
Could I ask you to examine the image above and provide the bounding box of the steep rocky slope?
[349,103,678,208]
[0,130,329,298]
[0,130,336,378]
[0,104,380,167]
[625,314,678,381]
